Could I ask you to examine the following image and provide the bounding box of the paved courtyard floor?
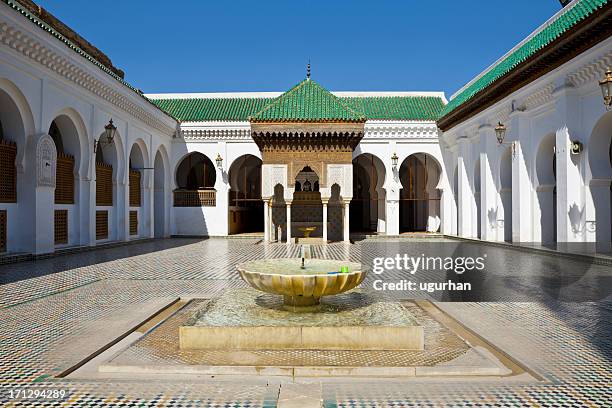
[0,238,610,407]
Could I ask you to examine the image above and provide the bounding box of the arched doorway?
[291,166,323,239]
[129,143,147,238]
[94,127,122,242]
[49,114,85,246]
[350,154,386,234]
[0,85,29,253]
[399,153,441,233]
[536,133,556,245]
[500,146,512,242]
[588,112,612,253]
[154,149,167,238]
[229,155,262,234]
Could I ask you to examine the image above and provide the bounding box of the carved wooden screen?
[54,209,68,245]
[55,153,75,204]
[0,210,6,252]
[0,139,17,203]
[129,170,141,207]
[95,163,113,206]
[96,210,108,240]
[173,189,216,207]
[129,211,138,236]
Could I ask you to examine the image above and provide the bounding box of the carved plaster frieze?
[0,17,176,135]
[566,49,612,88]
[180,128,251,141]
[363,123,438,139]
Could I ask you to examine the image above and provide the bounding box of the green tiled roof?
[440,0,610,119]
[152,98,274,122]
[250,79,365,122]
[342,96,444,121]
[150,93,445,123]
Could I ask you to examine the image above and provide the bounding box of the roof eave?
[438,1,612,132]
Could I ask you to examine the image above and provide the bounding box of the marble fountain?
[179,246,424,351]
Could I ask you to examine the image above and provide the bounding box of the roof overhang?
[437,1,612,132]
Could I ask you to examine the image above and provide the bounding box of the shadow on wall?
[568,203,586,235]
[487,207,498,231]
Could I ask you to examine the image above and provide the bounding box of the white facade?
[442,38,612,253]
[0,0,610,255]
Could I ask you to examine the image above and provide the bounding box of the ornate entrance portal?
[251,77,365,243]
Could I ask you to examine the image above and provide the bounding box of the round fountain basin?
[236,258,367,311]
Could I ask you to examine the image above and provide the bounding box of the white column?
[554,96,583,244]
[286,201,291,244]
[480,127,497,241]
[343,200,350,242]
[457,137,472,237]
[263,199,269,242]
[322,200,328,242]
[510,110,532,243]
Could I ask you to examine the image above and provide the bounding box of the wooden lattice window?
[173,189,216,207]
[54,209,68,245]
[96,211,108,240]
[55,153,75,204]
[0,210,6,252]
[129,170,141,207]
[129,211,138,236]
[0,139,17,203]
[95,162,113,206]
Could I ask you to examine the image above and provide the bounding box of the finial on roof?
[307,60,311,80]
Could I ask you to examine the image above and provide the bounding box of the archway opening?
[128,144,146,237]
[500,146,513,242]
[588,111,612,253]
[228,155,262,234]
[49,115,83,246]
[350,154,386,234]
[0,88,25,252]
[536,133,557,245]
[291,166,323,239]
[154,150,166,239]
[399,153,441,233]
[271,184,286,241]
[175,152,216,190]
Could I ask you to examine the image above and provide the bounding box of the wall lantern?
[391,152,399,168]
[495,121,517,158]
[599,69,612,111]
[495,122,507,144]
[215,153,223,169]
[94,119,117,154]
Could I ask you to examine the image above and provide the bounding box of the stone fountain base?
[179,289,424,351]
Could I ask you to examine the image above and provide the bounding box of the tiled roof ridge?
[249,79,365,122]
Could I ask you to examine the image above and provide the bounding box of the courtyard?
[0,237,610,407]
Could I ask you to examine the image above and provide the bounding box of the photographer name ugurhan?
[373,279,471,293]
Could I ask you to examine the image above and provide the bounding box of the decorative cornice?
[566,49,612,88]
[0,10,176,135]
[363,123,438,139]
[523,83,555,110]
[180,128,251,141]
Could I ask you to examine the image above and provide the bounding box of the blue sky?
[35,0,563,97]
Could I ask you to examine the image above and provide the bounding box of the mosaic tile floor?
[0,237,610,407]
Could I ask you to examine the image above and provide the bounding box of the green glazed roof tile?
[151,93,445,123]
[250,79,365,122]
[439,0,609,119]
